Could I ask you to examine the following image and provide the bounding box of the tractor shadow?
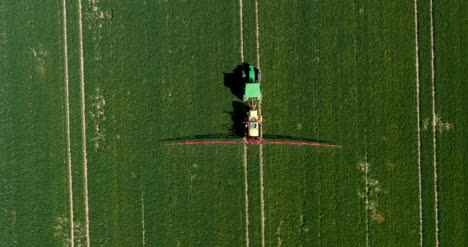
[261,135,330,143]
[227,101,249,137]
[223,63,247,100]
[162,101,248,141]
[162,132,329,143]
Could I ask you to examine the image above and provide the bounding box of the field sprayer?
[166,65,341,148]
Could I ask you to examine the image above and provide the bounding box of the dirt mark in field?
[53,217,85,247]
[85,1,112,62]
[86,0,112,20]
[0,32,7,45]
[31,46,48,76]
[422,116,453,132]
[53,217,71,246]
[73,222,86,247]
[161,80,174,103]
[90,88,106,150]
[86,4,112,22]
[275,220,284,247]
[359,161,385,227]
[435,116,453,132]
[422,118,430,131]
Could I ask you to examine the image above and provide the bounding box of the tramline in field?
[167,65,341,148]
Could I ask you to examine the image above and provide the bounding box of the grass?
[433,0,466,245]
[0,1,71,246]
[0,0,465,246]
[79,0,246,245]
[259,0,427,246]
[245,145,262,246]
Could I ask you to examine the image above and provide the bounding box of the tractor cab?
[243,65,262,102]
[249,65,256,83]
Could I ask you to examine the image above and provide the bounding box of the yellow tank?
[248,110,259,137]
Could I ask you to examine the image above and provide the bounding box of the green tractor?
[242,65,262,103]
[241,65,263,138]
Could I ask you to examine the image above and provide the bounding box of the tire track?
[255,0,261,71]
[259,144,265,247]
[239,1,249,245]
[243,139,250,247]
[239,0,245,62]
[77,0,91,245]
[362,130,369,246]
[429,0,439,245]
[140,190,146,247]
[413,0,424,245]
[61,0,74,246]
[363,160,369,247]
[255,1,265,246]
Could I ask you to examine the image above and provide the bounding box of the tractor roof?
[245,83,261,98]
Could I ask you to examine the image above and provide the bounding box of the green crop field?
[0,0,465,246]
